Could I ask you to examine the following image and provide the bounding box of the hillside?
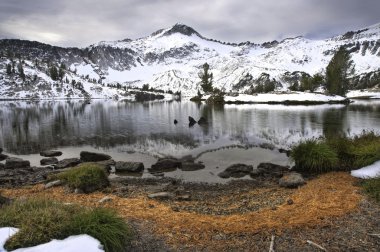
[0,23,379,99]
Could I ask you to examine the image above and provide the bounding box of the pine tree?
[6,63,12,75]
[17,62,25,81]
[199,63,213,93]
[326,46,353,96]
[49,65,59,81]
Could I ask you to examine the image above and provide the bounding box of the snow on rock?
[346,90,380,99]
[0,227,104,252]
[224,92,347,103]
[351,161,380,179]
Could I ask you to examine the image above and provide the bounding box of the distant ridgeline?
[0,23,380,99]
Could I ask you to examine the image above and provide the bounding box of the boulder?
[279,172,305,188]
[254,163,290,178]
[150,158,182,172]
[44,180,63,189]
[181,162,205,171]
[80,151,112,162]
[198,117,207,124]
[5,157,30,169]
[0,153,8,162]
[218,164,253,178]
[40,157,59,166]
[148,192,172,200]
[40,150,63,157]
[115,161,144,173]
[55,158,81,169]
[92,159,116,172]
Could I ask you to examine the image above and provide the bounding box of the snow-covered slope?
[1,23,380,99]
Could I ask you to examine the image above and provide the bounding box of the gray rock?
[279,172,306,188]
[218,164,253,178]
[256,162,290,178]
[44,180,63,189]
[0,154,8,162]
[150,158,181,172]
[98,196,113,203]
[55,158,81,169]
[148,192,172,200]
[80,151,112,162]
[115,161,144,173]
[40,157,59,166]
[40,150,63,157]
[188,116,196,126]
[5,157,30,169]
[181,162,205,171]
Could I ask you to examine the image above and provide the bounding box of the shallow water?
[0,99,379,182]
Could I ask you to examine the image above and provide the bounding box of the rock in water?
[55,158,81,169]
[0,153,8,161]
[80,151,112,162]
[40,150,63,157]
[198,117,207,124]
[174,119,178,124]
[150,158,182,172]
[279,172,305,188]
[188,116,196,127]
[5,157,30,169]
[218,164,253,178]
[181,162,205,171]
[40,157,59,166]
[115,161,144,173]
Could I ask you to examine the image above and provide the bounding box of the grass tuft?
[291,139,338,173]
[55,163,109,193]
[0,198,131,251]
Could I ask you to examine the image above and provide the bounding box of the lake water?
[1,99,380,183]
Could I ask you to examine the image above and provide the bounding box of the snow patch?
[351,161,380,179]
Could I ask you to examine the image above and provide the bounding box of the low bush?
[291,139,338,173]
[55,163,109,193]
[0,198,131,251]
[361,177,380,203]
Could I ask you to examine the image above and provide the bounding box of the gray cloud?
[0,0,379,47]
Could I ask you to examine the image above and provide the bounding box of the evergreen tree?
[6,63,12,75]
[199,63,213,93]
[49,65,59,81]
[17,62,25,81]
[326,46,353,96]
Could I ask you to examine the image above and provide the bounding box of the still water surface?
[0,100,379,182]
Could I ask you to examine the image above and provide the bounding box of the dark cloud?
[0,0,379,47]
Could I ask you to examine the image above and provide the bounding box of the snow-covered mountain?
[0,23,380,99]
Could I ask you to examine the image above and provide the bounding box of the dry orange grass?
[1,172,362,249]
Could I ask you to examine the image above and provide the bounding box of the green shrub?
[291,139,339,173]
[0,198,131,251]
[56,163,109,193]
[361,178,380,203]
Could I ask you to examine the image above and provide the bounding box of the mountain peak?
[162,23,201,37]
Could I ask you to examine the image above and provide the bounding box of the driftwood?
[306,240,327,251]
[269,235,275,252]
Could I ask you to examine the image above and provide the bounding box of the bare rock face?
[80,151,112,162]
[115,161,144,173]
[279,172,306,188]
[5,157,30,169]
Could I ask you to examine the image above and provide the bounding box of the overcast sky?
[0,0,379,47]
